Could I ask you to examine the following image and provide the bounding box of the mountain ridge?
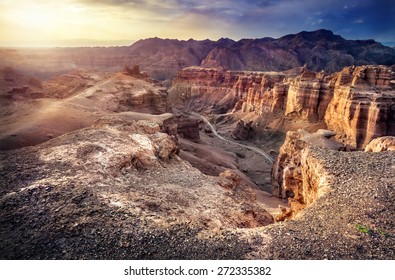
[1,29,394,81]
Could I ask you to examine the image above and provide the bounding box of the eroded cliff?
[270,129,344,219]
[255,146,395,259]
[325,66,395,147]
[170,65,395,148]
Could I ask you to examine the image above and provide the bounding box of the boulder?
[232,120,253,140]
[365,136,395,152]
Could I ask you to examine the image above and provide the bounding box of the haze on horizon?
[1,0,394,47]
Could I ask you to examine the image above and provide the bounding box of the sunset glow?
[0,0,394,47]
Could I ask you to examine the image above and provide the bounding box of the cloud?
[1,0,394,46]
[75,0,395,41]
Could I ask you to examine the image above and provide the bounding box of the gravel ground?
[0,120,393,259]
[248,147,395,259]
[0,119,271,259]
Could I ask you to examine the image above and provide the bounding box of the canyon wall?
[270,129,344,220]
[170,65,395,148]
[168,66,240,113]
[259,145,395,259]
[270,129,395,225]
[324,66,395,147]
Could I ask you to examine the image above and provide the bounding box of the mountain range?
[1,29,395,82]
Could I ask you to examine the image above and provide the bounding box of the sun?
[1,1,91,45]
[11,5,55,29]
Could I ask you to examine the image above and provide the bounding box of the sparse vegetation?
[377,228,389,237]
[355,224,372,235]
[355,224,389,237]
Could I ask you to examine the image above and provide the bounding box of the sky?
[0,0,394,47]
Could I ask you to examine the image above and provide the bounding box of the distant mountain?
[1,29,395,81]
[126,29,395,77]
[200,29,395,73]
[125,38,220,81]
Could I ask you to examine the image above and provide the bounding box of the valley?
[0,30,394,260]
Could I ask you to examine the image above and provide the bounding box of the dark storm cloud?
[77,0,395,41]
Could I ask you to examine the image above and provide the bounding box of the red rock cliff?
[324,66,395,148]
[170,65,395,148]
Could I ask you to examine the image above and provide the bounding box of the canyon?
[0,30,394,260]
[169,65,394,224]
[169,64,395,149]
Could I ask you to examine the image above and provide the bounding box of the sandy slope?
[0,72,167,150]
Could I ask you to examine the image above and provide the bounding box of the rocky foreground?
[0,117,393,259]
[0,117,274,259]
[253,146,394,259]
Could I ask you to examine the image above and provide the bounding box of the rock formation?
[170,65,395,148]
[0,118,274,259]
[232,120,253,140]
[365,136,395,152]
[1,67,394,260]
[176,116,200,141]
[161,115,201,142]
[258,147,395,259]
[1,118,393,259]
[324,65,395,147]
[271,129,344,219]
[122,65,149,80]
[168,66,239,113]
[0,70,169,150]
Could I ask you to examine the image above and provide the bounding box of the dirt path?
[191,112,274,164]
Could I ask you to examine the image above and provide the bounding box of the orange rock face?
[271,129,344,220]
[324,66,395,148]
[364,136,395,152]
[171,65,395,148]
[271,130,343,197]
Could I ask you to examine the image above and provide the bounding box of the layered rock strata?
[168,67,239,113]
[271,129,344,219]
[1,120,393,259]
[256,147,395,259]
[364,136,395,152]
[162,115,201,142]
[176,116,200,141]
[0,71,169,150]
[232,120,253,140]
[171,65,395,148]
[324,66,395,147]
